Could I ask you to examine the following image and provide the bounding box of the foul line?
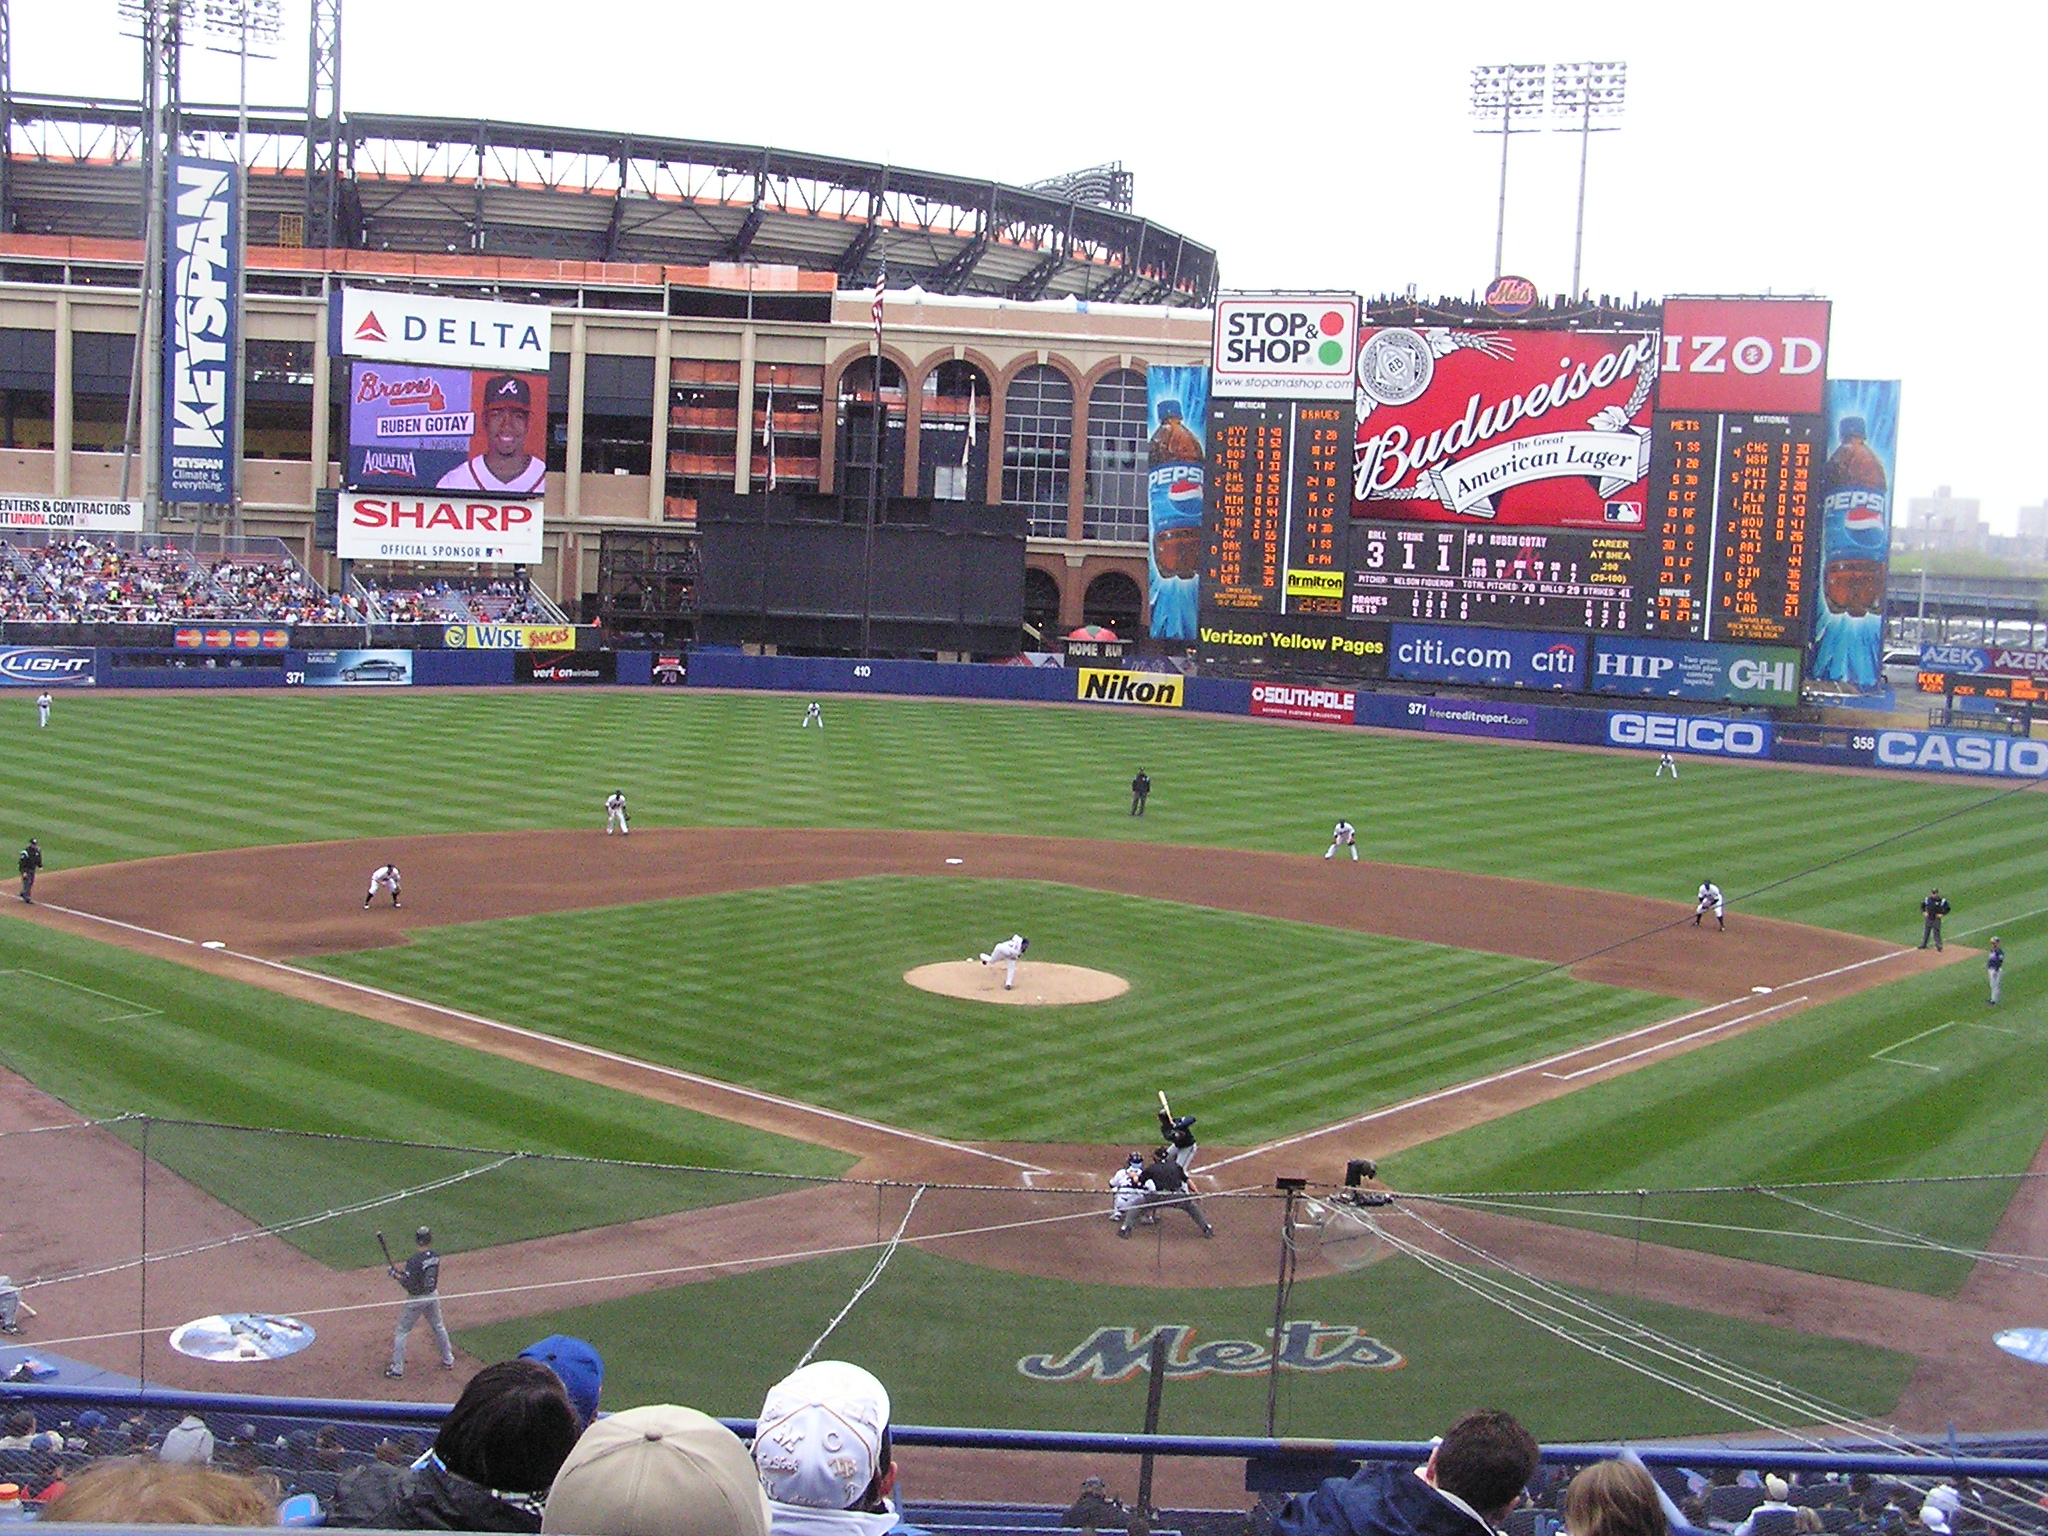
[1871,1019,2029,1072]
[1953,903,2048,940]
[1539,995,1808,1081]
[0,968,164,1023]
[217,946,1050,1178]
[37,903,193,946]
[1208,946,1917,1171]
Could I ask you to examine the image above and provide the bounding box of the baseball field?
[2,687,2044,1455]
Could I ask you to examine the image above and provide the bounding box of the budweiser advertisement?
[1352,327,1656,529]
[338,493,544,564]
[1656,298,1831,415]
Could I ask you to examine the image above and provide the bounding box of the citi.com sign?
[1211,293,1359,399]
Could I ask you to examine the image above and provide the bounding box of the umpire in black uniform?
[1920,888,1951,951]
[17,838,40,904]
[1120,1146,1213,1238]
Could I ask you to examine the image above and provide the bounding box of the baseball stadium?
[2,9,2048,1536]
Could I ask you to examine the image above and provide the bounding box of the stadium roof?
[4,93,1219,307]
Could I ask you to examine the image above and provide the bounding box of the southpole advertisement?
[1808,380,1901,689]
[1353,328,1656,528]
[1145,366,1208,640]
[160,156,240,504]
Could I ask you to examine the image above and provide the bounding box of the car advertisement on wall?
[296,650,413,687]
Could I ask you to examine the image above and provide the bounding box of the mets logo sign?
[1077,668,1183,708]
[1019,1323,1402,1383]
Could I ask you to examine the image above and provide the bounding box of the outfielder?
[1325,820,1358,860]
[364,863,402,909]
[35,692,50,729]
[979,933,1028,989]
[605,790,630,836]
[802,701,824,729]
[384,1226,453,1377]
[1694,880,1724,931]
[1656,752,1677,778]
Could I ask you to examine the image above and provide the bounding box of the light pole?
[1468,63,1545,281]
[1550,61,1626,299]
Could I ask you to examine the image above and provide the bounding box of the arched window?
[836,357,905,506]
[1022,566,1062,647]
[919,360,991,502]
[1082,368,1148,542]
[1002,364,1074,538]
[1082,570,1142,634]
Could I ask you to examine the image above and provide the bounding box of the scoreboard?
[1203,396,1352,615]
[1645,413,1819,645]
[1347,524,1639,630]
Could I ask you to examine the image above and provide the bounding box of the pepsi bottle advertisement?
[1145,365,1208,640]
[1809,380,1901,689]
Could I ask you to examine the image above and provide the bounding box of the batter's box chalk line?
[1870,1018,2037,1072]
[0,968,164,1024]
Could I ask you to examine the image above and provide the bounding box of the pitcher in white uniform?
[978,933,1028,989]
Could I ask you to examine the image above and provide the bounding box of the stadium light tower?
[1550,60,1626,299]
[1469,63,1545,280]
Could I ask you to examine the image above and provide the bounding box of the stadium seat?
[1750,1511,1800,1536]
[1707,1486,1767,1522]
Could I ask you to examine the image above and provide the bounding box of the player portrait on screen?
[436,373,546,493]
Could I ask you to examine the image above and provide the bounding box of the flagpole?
[861,265,884,658]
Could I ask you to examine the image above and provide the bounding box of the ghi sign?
[1211,293,1359,399]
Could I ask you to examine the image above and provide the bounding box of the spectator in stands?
[1732,1477,1796,1536]
[1274,1409,1539,1536]
[1564,1460,1666,1536]
[0,1410,39,1448]
[1793,1510,1822,1535]
[541,1404,768,1536]
[41,1458,278,1525]
[159,1413,217,1465]
[314,1424,347,1470]
[1062,1477,1129,1534]
[330,1358,579,1531]
[750,1360,925,1536]
[520,1335,605,1430]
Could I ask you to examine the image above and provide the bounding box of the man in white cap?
[751,1361,926,1536]
[1731,1476,1797,1536]
[543,1403,769,1536]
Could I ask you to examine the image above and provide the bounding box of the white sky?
[18,0,2045,529]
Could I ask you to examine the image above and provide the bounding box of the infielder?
[802,701,824,729]
[17,838,40,904]
[1325,820,1358,860]
[385,1226,453,1377]
[1109,1153,1147,1228]
[605,790,630,836]
[1694,880,1724,930]
[1655,752,1677,778]
[979,933,1028,989]
[364,863,402,909]
[35,692,50,729]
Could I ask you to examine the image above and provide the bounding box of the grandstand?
[0,532,355,624]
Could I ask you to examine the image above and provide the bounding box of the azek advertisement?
[1809,380,1901,689]
[1387,623,1585,690]
[1589,637,1801,706]
[339,289,552,371]
[1353,327,1656,527]
[1145,365,1208,640]
[338,494,543,564]
[346,364,549,494]
[160,156,240,505]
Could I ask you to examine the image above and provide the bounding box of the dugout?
[694,488,1025,657]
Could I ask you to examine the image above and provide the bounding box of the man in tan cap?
[751,1361,925,1536]
[544,1405,768,1536]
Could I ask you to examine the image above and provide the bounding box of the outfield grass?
[0,919,849,1267]
[7,689,2044,944]
[309,878,1681,1146]
[1384,923,2048,1295]
[452,1246,1914,1442]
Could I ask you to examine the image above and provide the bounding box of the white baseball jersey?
[605,793,626,815]
[1110,1164,1145,1217]
[987,934,1026,964]
[1331,822,1356,845]
[370,865,402,891]
[436,454,546,493]
[1697,882,1723,914]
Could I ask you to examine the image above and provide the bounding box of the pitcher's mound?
[905,961,1129,1006]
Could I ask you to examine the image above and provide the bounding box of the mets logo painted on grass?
[1077,669,1183,708]
[1020,1324,1401,1383]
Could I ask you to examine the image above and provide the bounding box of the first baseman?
[979,933,1028,989]
[385,1226,453,1377]
[1325,820,1358,860]
[1694,880,1724,930]
[364,863,402,908]
[605,790,630,835]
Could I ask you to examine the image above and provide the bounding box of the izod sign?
[1212,293,1360,399]
[1656,298,1831,415]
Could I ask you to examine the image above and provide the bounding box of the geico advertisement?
[1076,668,1184,707]
[1590,638,1801,706]
[339,494,543,564]
[1874,730,2048,779]
[1388,624,1584,690]
[1605,712,1772,757]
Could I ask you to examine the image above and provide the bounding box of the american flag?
[871,261,886,356]
[764,382,777,491]
[962,377,976,471]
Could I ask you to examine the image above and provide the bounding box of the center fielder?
[364,863,402,909]
[978,933,1028,989]
[605,790,630,836]
[1325,820,1358,861]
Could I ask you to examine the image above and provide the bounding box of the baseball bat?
[376,1231,394,1267]
[1158,1090,1171,1119]
[15,1300,34,1319]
